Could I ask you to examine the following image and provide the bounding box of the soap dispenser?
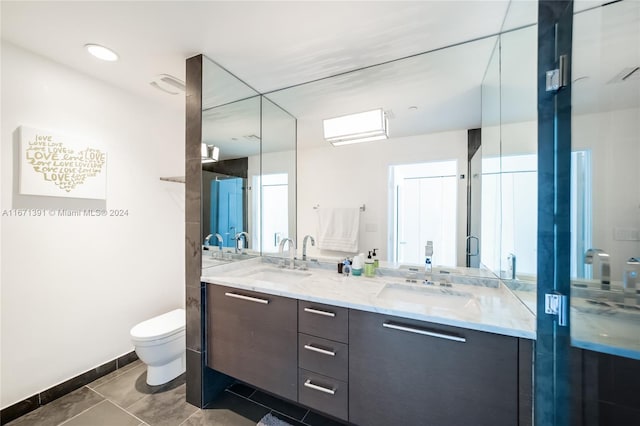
[372,248,379,268]
[365,251,375,277]
[425,241,433,273]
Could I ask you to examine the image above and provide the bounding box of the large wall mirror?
[198,5,539,280]
[572,0,640,285]
[201,57,296,258]
[481,23,538,282]
[265,18,537,279]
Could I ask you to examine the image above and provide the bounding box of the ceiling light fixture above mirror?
[323,108,389,147]
[84,43,119,61]
[201,143,219,163]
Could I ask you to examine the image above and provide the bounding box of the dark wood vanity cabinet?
[348,309,523,426]
[206,284,533,425]
[207,285,298,401]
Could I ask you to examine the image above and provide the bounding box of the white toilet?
[130,308,186,386]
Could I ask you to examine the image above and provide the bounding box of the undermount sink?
[240,267,312,285]
[202,257,228,268]
[376,282,476,310]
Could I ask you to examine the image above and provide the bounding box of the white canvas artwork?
[19,126,108,199]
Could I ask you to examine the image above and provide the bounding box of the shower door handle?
[466,235,479,256]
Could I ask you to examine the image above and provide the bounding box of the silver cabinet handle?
[303,307,335,317]
[304,379,335,395]
[304,344,336,356]
[383,322,466,343]
[224,292,269,304]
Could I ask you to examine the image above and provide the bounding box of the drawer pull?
[304,379,336,395]
[304,307,335,317]
[304,344,336,356]
[224,292,269,304]
[383,322,466,343]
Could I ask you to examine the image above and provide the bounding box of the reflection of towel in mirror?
[317,207,360,253]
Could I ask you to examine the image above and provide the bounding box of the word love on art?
[19,126,108,199]
[25,135,106,192]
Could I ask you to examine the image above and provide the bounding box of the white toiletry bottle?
[352,254,363,276]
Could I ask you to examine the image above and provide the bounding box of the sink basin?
[202,257,228,268]
[376,283,476,311]
[240,267,312,285]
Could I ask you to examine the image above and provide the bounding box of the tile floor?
[6,361,346,426]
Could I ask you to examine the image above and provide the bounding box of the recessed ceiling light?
[85,44,119,61]
[408,106,419,111]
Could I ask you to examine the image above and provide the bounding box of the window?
[254,173,289,253]
[390,161,458,266]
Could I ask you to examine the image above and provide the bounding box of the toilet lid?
[130,308,185,342]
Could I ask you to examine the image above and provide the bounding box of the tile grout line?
[300,409,310,424]
[177,408,202,426]
[77,386,150,426]
[56,395,108,426]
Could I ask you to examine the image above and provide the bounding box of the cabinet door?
[207,285,297,401]
[349,309,519,426]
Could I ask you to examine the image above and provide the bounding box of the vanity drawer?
[298,369,348,421]
[298,301,348,343]
[298,333,348,382]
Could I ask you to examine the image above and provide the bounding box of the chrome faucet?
[278,238,296,269]
[213,233,224,255]
[302,235,315,261]
[234,232,249,254]
[203,234,213,247]
[585,248,611,290]
[623,258,640,306]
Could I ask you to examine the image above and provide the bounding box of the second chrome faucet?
[584,248,611,290]
[278,238,297,269]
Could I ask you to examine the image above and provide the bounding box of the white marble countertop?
[201,257,536,339]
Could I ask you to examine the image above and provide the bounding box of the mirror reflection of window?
[571,150,592,279]
[482,154,538,277]
[391,160,457,266]
[481,156,501,273]
[500,154,537,277]
[482,152,592,279]
[255,173,289,253]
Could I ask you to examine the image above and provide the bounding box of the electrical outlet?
[614,227,640,241]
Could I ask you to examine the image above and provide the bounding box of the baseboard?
[0,351,138,425]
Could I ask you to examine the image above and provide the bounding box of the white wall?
[297,130,468,266]
[0,42,185,408]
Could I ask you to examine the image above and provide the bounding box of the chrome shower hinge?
[545,293,568,326]
[546,55,569,92]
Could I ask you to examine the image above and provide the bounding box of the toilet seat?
[130,309,185,342]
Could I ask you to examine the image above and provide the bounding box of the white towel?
[316,207,360,253]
